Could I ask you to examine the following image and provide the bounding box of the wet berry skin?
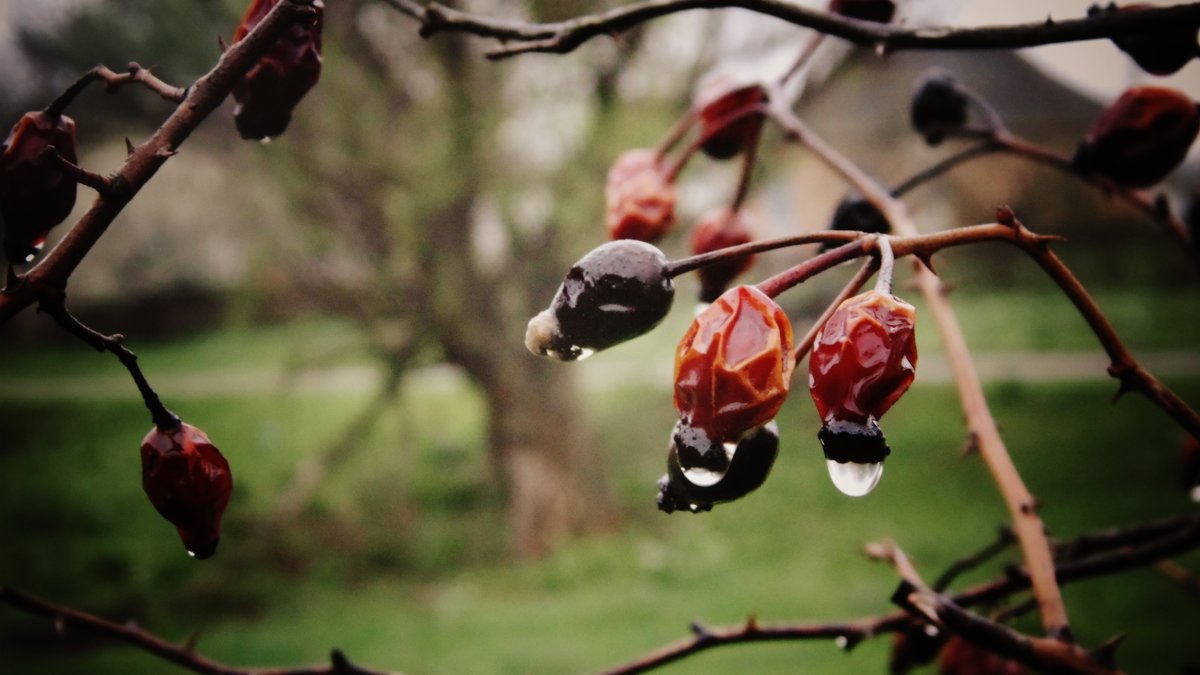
[690,207,755,302]
[526,240,674,361]
[1073,86,1200,188]
[0,110,78,265]
[829,0,896,23]
[694,79,767,160]
[911,69,969,146]
[141,423,233,559]
[674,285,794,450]
[1093,3,1197,76]
[605,149,677,242]
[810,289,916,464]
[657,421,779,513]
[232,0,324,140]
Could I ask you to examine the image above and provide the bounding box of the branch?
[600,516,1199,675]
[932,526,1015,593]
[0,587,395,675]
[382,0,1200,60]
[38,146,115,194]
[0,0,319,326]
[764,92,1074,640]
[45,62,188,116]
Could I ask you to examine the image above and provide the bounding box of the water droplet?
[572,347,595,361]
[186,550,197,558]
[681,441,737,486]
[923,625,939,637]
[826,459,883,497]
[259,136,273,144]
[834,636,849,649]
[1191,485,1200,503]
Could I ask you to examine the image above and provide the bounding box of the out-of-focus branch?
[45,62,188,116]
[764,92,1074,641]
[0,586,397,675]
[0,0,319,326]
[933,526,1015,592]
[381,0,1200,60]
[599,517,1199,675]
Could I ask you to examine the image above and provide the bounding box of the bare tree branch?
[381,0,1200,60]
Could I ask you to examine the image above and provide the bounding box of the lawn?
[1,292,1198,673]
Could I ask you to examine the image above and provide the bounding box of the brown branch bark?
[382,0,1200,60]
[0,0,319,326]
[0,586,398,675]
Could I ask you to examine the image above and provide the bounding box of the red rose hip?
[0,110,79,265]
[232,0,324,140]
[809,288,916,496]
[689,207,756,302]
[141,423,233,559]
[693,77,767,160]
[605,149,677,242]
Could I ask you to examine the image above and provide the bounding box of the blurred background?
[1,0,1198,672]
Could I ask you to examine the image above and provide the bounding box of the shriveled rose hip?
[141,422,233,559]
[0,110,79,265]
[232,0,324,140]
[605,149,677,242]
[693,77,766,160]
[690,207,756,302]
[1074,86,1200,188]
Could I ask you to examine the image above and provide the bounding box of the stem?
[890,142,1000,198]
[665,231,857,277]
[873,235,894,295]
[39,146,115,194]
[654,109,697,158]
[44,63,187,117]
[664,100,766,182]
[778,32,825,86]
[730,125,760,210]
[755,239,868,299]
[933,526,1016,592]
[38,297,180,431]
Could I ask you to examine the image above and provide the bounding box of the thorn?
[958,432,980,458]
[126,61,141,75]
[183,632,199,653]
[156,147,179,160]
[690,620,712,639]
[914,252,936,275]
[217,34,229,53]
[1089,632,1126,668]
[125,138,136,156]
[745,615,759,632]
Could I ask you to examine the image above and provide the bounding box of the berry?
[1091,3,1197,76]
[938,635,1026,675]
[889,625,945,674]
[911,69,969,146]
[693,76,767,160]
[674,285,794,463]
[0,110,78,265]
[1073,86,1200,188]
[689,207,756,302]
[605,149,677,242]
[657,421,779,513]
[526,240,674,361]
[824,196,889,251]
[809,288,916,495]
[232,0,324,140]
[829,0,896,23]
[141,422,233,559]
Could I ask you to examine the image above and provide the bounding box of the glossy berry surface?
[0,111,78,265]
[911,69,969,145]
[694,78,767,160]
[605,149,677,242]
[690,207,756,302]
[674,285,794,448]
[938,635,1026,675]
[232,0,324,140]
[657,421,779,514]
[1095,3,1197,76]
[141,423,233,559]
[526,240,674,361]
[810,289,916,426]
[1074,86,1200,188]
[829,0,896,23]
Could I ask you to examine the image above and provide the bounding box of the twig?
[932,526,1016,592]
[45,62,187,116]
[764,92,1074,641]
[37,295,179,431]
[38,146,115,194]
[0,0,318,327]
[0,587,396,675]
[382,0,1200,60]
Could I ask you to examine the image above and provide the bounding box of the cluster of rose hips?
[527,0,1200,514]
[0,0,323,557]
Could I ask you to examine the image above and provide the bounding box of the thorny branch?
[0,587,395,675]
[597,516,1200,675]
[382,0,1200,60]
[0,0,319,326]
[45,62,188,117]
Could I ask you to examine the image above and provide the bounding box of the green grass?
[1,344,1198,674]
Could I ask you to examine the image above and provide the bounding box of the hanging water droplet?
[681,441,737,486]
[1190,485,1200,503]
[259,136,273,145]
[826,459,883,497]
[834,636,849,650]
[186,549,197,558]
[572,347,596,361]
[923,624,939,637]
